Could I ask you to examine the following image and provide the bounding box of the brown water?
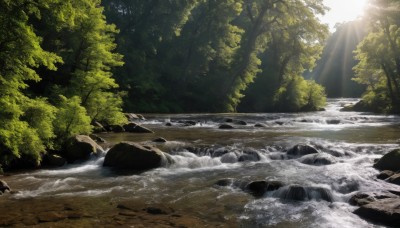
[1,98,400,227]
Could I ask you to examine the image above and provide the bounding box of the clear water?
[1,98,400,227]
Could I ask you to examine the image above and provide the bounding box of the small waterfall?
[274,185,333,202]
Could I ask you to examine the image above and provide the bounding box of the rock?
[145,207,168,215]
[275,121,285,125]
[42,154,66,167]
[125,113,140,120]
[123,123,154,133]
[219,124,234,129]
[306,186,333,202]
[326,119,340,124]
[246,181,284,197]
[92,121,107,133]
[153,137,167,143]
[235,120,247,125]
[349,192,376,206]
[103,142,171,170]
[0,180,10,193]
[354,198,400,227]
[215,178,235,187]
[220,152,238,163]
[349,191,398,206]
[225,118,233,123]
[275,185,332,202]
[388,173,400,185]
[89,134,106,143]
[165,122,172,126]
[299,153,337,165]
[254,123,266,128]
[63,135,103,163]
[184,120,197,126]
[373,149,400,171]
[377,170,395,180]
[277,185,307,201]
[238,151,260,162]
[287,144,319,157]
[109,125,125,133]
[136,114,146,120]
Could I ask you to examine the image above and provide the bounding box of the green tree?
[0,0,63,167]
[353,0,400,113]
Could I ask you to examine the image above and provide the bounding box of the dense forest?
[1,0,400,170]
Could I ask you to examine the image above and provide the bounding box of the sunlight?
[322,0,369,31]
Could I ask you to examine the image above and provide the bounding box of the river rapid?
[1,98,400,227]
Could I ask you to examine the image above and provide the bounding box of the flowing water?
[1,98,400,227]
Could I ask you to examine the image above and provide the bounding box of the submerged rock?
[235,120,247,125]
[219,124,234,129]
[124,123,154,133]
[0,180,10,194]
[275,185,333,202]
[215,178,235,187]
[103,142,171,170]
[373,149,400,171]
[287,144,319,157]
[238,151,261,162]
[63,135,103,163]
[246,181,284,197]
[254,123,267,128]
[299,153,337,166]
[326,119,340,125]
[354,198,400,227]
[152,137,167,143]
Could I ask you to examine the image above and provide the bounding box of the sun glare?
[321,0,369,31]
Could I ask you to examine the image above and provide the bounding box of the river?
[1,98,400,227]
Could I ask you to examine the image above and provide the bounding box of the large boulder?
[42,154,66,167]
[103,142,171,170]
[63,135,103,163]
[123,123,154,133]
[287,144,319,157]
[299,153,337,166]
[354,198,400,227]
[0,180,10,194]
[373,149,400,171]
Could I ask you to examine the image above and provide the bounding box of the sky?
[320,0,369,31]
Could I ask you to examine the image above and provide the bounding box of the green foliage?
[53,96,92,144]
[0,0,125,169]
[274,77,326,112]
[22,98,57,149]
[353,0,400,113]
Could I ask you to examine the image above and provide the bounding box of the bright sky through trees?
[321,0,369,31]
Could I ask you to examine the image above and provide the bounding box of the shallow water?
[1,98,400,227]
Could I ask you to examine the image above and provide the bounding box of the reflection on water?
[1,98,400,227]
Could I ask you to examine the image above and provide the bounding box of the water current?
[1,98,400,227]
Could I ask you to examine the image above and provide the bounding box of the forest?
[0,0,400,172]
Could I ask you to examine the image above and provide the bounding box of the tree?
[0,0,63,168]
[353,0,400,113]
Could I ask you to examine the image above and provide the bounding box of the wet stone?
[377,170,394,180]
